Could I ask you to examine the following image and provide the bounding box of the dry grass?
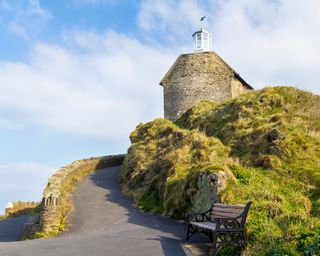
[121,86,320,255]
[121,118,230,216]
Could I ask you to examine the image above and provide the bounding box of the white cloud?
[0,162,55,214]
[8,21,29,40]
[0,117,24,130]
[0,30,176,137]
[0,0,51,40]
[138,0,208,46]
[138,0,320,95]
[210,0,320,93]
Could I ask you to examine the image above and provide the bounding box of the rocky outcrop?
[251,128,289,169]
[22,154,125,239]
[191,169,236,213]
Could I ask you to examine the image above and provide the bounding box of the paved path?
[0,216,30,242]
[0,166,196,256]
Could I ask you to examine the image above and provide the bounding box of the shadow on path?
[0,215,30,242]
[89,166,191,256]
[148,236,188,256]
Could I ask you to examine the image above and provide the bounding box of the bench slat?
[213,203,245,209]
[212,207,243,214]
[190,221,216,231]
[211,212,240,218]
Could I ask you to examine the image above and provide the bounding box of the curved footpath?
[0,166,204,256]
[0,216,30,242]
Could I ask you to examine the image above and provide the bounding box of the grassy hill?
[120,86,320,255]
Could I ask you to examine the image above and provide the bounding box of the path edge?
[22,154,126,240]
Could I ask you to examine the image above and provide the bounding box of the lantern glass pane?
[196,33,201,49]
[203,33,208,49]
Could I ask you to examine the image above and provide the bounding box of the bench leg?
[211,232,218,256]
[185,224,191,241]
[208,231,213,242]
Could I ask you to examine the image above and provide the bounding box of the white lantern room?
[192,28,212,52]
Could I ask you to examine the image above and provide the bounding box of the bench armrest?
[186,209,211,222]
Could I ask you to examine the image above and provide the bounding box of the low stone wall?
[22,154,125,239]
[21,216,39,240]
[5,201,38,218]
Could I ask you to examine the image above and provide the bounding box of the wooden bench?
[186,202,252,256]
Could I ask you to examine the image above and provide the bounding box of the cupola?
[192,16,212,52]
[159,16,253,121]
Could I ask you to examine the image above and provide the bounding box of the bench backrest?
[210,202,252,229]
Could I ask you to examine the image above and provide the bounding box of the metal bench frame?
[186,202,252,256]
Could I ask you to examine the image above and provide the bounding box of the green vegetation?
[120,86,320,255]
[120,118,231,216]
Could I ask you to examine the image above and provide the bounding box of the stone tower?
[160,22,253,121]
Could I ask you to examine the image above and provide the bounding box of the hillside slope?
[120,87,320,255]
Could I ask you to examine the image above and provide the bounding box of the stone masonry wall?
[22,154,126,239]
[21,215,39,239]
[231,77,251,97]
[163,52,233,120]
[5,201,38,218]
[162,51,252,121]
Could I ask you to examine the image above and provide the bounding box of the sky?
[0,0,320,214]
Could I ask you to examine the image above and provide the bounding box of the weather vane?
[200,16,206,29]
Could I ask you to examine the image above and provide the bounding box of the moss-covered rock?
[121,86,320,255]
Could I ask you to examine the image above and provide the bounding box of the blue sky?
[1,0,320,214]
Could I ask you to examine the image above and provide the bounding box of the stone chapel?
[160,21,253,121]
